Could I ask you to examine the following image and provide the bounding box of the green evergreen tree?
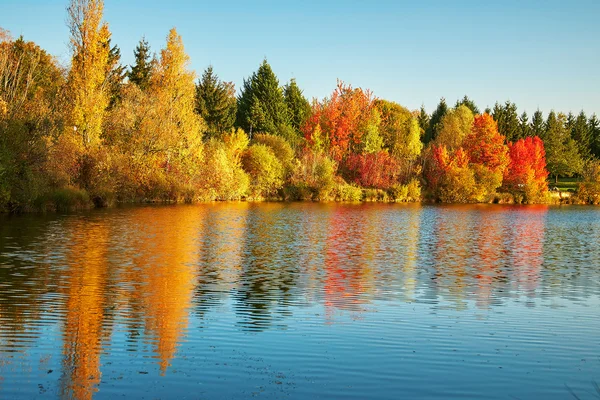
[530,109,545,137]
[128,37,153,90]
[105,39,126,109]
[283,78,310,135]
[492,101,519,142]
[424,98,447,144]
[417,105,430,139]
[588,114,600,159]
[519,111,531,138]
[542,111,583,183]
[570,111,592,160]
[455,95,480,115]
[236,59,291,137]
[195,65,236,139]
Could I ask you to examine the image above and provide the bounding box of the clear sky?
[2,0,599,115]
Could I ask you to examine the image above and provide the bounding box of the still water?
[0,203,599,399]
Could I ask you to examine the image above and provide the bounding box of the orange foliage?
[464,113,509,174]
[504,136,548,200]
[302,81,375,162]
[345,150,401,189]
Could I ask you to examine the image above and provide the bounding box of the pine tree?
[195,65,236,139]
[530,109,545,137]
[128,37,153,90]
[283,78,310,134]
[424,98,447,144]
[519,111,531,138]
[417,105,430,138]
[589,114,600,159]
[492,101,519,142]
[105,39,126,109]
[570,111,591,160]
[236,59,291,137]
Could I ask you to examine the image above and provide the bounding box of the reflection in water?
[61,221,112,400]
[0,204,599,400]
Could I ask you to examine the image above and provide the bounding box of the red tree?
[504,136,548,199]
[345,151,400,189]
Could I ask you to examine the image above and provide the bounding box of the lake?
[0,203,599,399]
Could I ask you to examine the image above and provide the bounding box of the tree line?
[1,0,599,212]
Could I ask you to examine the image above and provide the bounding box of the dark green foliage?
[570,111,592,160]
[105,39,126,109]
[589,114,600,158]
[424,98,447,144]
[283,78,310,140]
[236,59,291,137]
[417,105,430,139]
[128,37,152,90]
[530,109,545,137]
[519,111,531,138]
[195,66,236,139]
[492,101,520,142]
[455,95,480,115]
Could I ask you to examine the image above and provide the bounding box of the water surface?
[0,203,599,399]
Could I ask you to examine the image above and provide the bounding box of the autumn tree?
[455,95,480,115]
[303,81,376,165]
[195,65,236,139]
[128,37,153,90]
[503,136,549,203]
[67,0,111,149]
[236,59,290,137]
[435,105,474,151]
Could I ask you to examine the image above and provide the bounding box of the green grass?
[550,177,579,192]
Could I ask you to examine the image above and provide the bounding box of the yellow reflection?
[61,222,110,400]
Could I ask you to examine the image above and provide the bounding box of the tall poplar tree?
[67,0,111,148]
[195,65,236,139]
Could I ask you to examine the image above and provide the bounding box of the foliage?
[424,98,447,143]
[236,59,290,136]
[542,111,583,182]
[577,160,600,204]
[252,133,294,175]
[345,151,401,189]
[242,144,284,199]
[435,105,474,151]
[195,66,236,139]
[287,148,336,200]
[128,37,153,90]
[503,136,548,203]
[283,78,310,142]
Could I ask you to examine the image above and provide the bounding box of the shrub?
[242,144,284,199]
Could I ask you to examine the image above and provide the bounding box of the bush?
[196,139,249,201]
[289,148,336,200]
[35,187,90,211]
[332,181,363,202]
[242,144,284,199]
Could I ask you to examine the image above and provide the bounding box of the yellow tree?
[150,28,204,165]
[67,0,110,149]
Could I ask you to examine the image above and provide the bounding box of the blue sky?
[2,0,599,115]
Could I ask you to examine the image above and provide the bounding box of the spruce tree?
[589,114,600,159]
[570,111,591,160]
[195,65,236,139]
[128,37,153,90]
[530,109,545,137]
[283,78,310,133]
[519,111,531,138]
[417,105,430,138]
[424,98,447,144]
[492,101,519,142]
[105,39,126,109]
[236,59,291,137]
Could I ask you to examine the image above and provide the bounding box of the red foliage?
[345,151,400,189]
[504,136,549,191]
[464,113,509,174]
[426,145,469,189]
[302,81,375,163]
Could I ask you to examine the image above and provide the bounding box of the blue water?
[0,203,599,399]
